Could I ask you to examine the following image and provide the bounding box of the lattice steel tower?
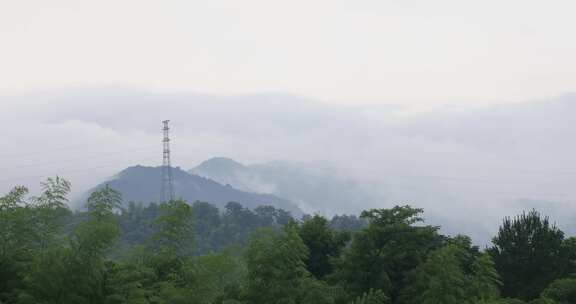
[160,120,175,202]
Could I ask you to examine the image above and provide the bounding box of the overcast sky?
[2,1,576,243]
[2,0,576,109]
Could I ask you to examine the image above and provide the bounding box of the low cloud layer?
[2,88,576,244]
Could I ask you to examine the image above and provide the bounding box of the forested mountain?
[191,157,381,215]
[117,201,363,256]
[79,165,303,216]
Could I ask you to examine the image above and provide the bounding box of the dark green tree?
[191,201,221,254]
[21,185,121,304]
[0,186,33,303]
[0,179,72,303]
[298,214,348,279]
[104,261,156,304]
[410,245,467,304]
[31,177,72,251]
[244,224,311,304]
[488,210,574,300]
[299,278,338,304]
[149,199,194,282]
[189,251,246,304]
[334,206,442,301]
[350,289,390,304]
[529,299,556,304]
[540,278,576,304]
[401,236,500,304]
[468,252,501,302]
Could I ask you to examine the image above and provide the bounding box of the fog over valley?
[2,88,576,244]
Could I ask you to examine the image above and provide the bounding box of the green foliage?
[299,278,338,304]
[188,251,246,304]
[334,205,443,301]
[152,200,194,256]
[31,177,72,251]
[400,235,500,304]
[0,180,73,303]
[494,299,528,304]
[412,245,468,304]
[298,215,349,279]
[350,289,390,304]
[20,247,74,303]
[104,262,156,304]
[21,184,121,304]
[0,186,32,303]
[469,253,502,301]
[117,200,293,256]
[86,184,121,221]
[540,278,576,304]
[73,186,122,256]
[529,299,556,304]
[489,210,574,300]
[4,178,576,304]
[191,201,222,254]
[244,225,311,304]
[149,200,194,283]
[33,176,71,209]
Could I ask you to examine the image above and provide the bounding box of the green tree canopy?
[540,278,576,304]
[489,210,574,300]
[244,224,311,304]
[298,214,349,279]
[334,206,443,301]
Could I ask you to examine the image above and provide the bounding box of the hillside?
[80,165,303,216]
[191,157,383,215]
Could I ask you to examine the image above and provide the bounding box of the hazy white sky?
[1,0,576,108]
[3,1,576,242]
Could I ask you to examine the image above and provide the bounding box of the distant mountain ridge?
[79,165,303,216]
[191,157,384,215]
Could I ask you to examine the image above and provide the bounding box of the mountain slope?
[80,165,303,216]
[191,157,384,215]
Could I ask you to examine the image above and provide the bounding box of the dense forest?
[1,177,576,304]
